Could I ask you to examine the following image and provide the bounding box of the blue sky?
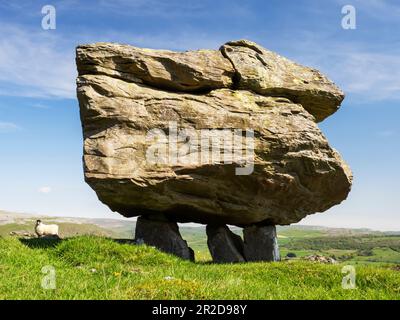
[0,0,399,230]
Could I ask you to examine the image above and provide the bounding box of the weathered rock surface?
[243,225,280,262]
[206,225,245,263]
[76,43,234,92]
[76,40,352,227]
[221,40,344,122]
[134,216,194,261]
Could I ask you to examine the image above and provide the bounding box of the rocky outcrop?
[76,39,352,262]
[206,225,245,263]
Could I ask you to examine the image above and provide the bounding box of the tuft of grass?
[0,236,399,300]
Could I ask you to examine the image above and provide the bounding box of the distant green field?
[0,236,399,300]
[282,234,400,265]
[180,227,400,265]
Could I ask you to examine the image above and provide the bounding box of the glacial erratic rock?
[76,39,352,227]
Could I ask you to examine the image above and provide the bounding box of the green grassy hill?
[1,210,400,265]
[0,236,399,300]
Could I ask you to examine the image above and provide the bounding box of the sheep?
[35,220,59,238]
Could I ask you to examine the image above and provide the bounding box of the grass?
[2,220,399,266]
[0,236,399,300]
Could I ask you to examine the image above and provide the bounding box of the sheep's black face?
[36,220,41,225]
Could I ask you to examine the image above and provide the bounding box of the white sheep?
[35,220,59,238]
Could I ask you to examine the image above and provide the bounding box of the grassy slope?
[1,216,399,265]
[0,221,115,238]
[0,236,399,300]
[3,218,399,265]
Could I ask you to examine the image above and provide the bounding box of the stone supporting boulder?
[134,216,194,261]
[243,225,280,262]
[206,225,245,263]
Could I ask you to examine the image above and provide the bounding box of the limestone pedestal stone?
[243,225,280,262]
[206,225,245,263]
[134,216,194,261]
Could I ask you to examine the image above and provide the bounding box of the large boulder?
[76,40,352,227]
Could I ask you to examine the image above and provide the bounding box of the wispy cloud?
[0,19,233,100]
[0,24,76,99]
[0,1,398,103]
[280,32,400,102]
[55,0,252,19]
[38,187,52,194]
[0,122,21,133]
[95,0,204,17]
[327,50,400,101]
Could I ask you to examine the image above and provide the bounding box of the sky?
[0,0,399,230]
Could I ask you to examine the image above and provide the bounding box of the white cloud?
[328,50,400,101]
[0,22,231,100]
[51,0,252,20]
[280,33,400,102]
[0,2,398,102]
[0,122,21,133]
[0,24,76,99]
[38,187,52,194]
